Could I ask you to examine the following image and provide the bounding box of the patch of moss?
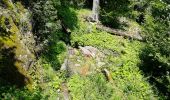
[0,37,15,47]
[0,2,35,88]
[0,15,8,30]
[15,2,26,13]
[0,33,34,88]
[14,61,33,87]
[2,0,14,10]
[9,19,19,34]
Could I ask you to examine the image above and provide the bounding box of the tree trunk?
[92,0,100,22]
[96,24,144,41]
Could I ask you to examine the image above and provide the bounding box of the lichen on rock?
[0,0,36,87]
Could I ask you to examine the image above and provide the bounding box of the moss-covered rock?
[0,0,35,88]
[2,0,14,10]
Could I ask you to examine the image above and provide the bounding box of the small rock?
[97,62,106,67]
[79,46,92,57]
[61,59,68,70]
[68,48,75,55]
[79,46,98,58]
[75,64,81,67]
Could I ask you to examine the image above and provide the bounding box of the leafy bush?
[68,74,116,100]
[0,86,42,100]
[139,0,170,99]
[32,0,61,43]
[100,0,131,28]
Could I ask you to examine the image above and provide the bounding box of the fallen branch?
[96,24,144,41]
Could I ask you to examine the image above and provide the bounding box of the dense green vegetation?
[0,0,169,100]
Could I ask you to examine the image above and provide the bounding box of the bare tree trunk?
[92,0,100,22]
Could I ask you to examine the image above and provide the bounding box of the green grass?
[69,31,157,99]
[67,8,158,100]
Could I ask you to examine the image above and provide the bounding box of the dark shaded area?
[84,0,93,9]
[0,27,11,37]
[100,0,130,29]
[131,2,149,24]
[133,3,148,12]
[0,16,29,88]
[0,43,27,87]
[0,18,12,37]
[42,0,79,70]
[13,0,34,7]
[151,6,170,25]
[32,0,78,70]
[73,41,82,48]
[99,1,149,27]
[140,2,170,97]
[42,32,67,70]
[136,14,145,25]
[32,0,54,44]
[58,0,78,30]
[139,46,170,99]
[61,23,71,45]
[163,0,170,4]
[0,0,34,8]
[32,0,77,44]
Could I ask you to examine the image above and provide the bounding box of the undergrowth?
[0,2,163,99]
[66,9,158,99]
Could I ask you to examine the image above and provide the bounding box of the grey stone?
[79,46,98,58]
[61,59,68,70]
[75,64,81,67]
[97,62,106,67]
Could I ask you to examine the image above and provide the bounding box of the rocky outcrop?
[61,46,118,76]
[0,0,35,86]
[79,46,98,58]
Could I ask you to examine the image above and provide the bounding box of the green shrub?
[68,74,115,100]
[139,0,170,99]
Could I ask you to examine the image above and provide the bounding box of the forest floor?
[58,8,158,99]
[0,1,168,100]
